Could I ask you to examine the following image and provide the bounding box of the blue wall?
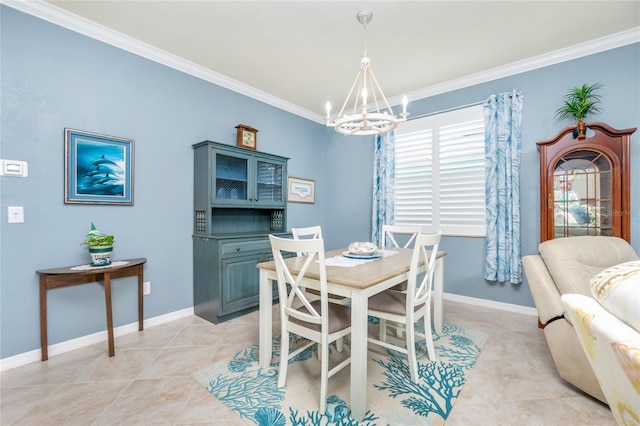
[1,6,638,359]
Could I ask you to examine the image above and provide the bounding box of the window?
[394,105,485,237]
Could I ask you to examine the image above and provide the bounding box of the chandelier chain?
[362,20,368,58]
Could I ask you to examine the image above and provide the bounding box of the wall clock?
[235,124,258,150]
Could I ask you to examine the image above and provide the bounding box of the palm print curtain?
[484,90,523,284]
[371,131,395,246]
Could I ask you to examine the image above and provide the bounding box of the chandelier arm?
[348,125,362,136]
[368,70,395,115]
[337,70,364,119]
[366,71,381,114]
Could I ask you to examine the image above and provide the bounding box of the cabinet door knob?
[235,246,241,251]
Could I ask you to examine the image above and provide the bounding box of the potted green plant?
[555,82,603,139]
[82,222,115,266]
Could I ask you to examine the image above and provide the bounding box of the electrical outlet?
[143,281,151,295]
[8,206,24,223]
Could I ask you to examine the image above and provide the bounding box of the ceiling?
[22,1,640,121]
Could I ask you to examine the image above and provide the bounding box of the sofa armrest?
[523,255,566,325]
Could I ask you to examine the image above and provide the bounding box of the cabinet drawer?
[221,240,270,257]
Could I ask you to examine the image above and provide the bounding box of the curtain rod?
[406,100,485,121]
[406,92,516,122]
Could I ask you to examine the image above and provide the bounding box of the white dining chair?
[269,235,352,413]
[291,226,349,353]
[367,232,442,382]
[379,225,423,339]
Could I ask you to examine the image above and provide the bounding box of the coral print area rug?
[193,322,487,425]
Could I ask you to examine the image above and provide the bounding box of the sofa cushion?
[539,236,638,297]
[590,260,640,333]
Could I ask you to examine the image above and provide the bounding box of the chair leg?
[278,329,290,388]
[380,319,387,342]
[406,321,419,382]
[424,309,436,361]
[317,343,322,361]
[319,339,329,414]
[395,322,405,339]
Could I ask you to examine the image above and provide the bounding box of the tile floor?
[0,300,615,425]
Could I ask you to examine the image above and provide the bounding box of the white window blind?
[394,105,486,237]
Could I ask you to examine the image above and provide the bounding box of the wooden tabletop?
[257,248,445,290]
[36,258,147,275]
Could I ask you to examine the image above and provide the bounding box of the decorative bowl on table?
[347,241,378,256]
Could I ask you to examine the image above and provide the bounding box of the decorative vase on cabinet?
[537,122,636,243]
[192,141,290,323]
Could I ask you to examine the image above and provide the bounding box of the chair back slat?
[291,226,323,257]
[382,224,422,248]
[408,233,442,308]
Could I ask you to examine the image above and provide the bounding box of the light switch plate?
[0,159,28,177]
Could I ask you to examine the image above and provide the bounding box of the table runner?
[70,260,130,271]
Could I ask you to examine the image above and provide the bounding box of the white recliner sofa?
[522,236,638,403]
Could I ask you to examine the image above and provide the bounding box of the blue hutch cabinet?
[192,141,289,323]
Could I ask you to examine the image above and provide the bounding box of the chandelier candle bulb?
[325,102,331,119]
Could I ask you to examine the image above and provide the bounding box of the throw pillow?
[590,260,640,333]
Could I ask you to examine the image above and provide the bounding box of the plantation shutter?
[394,104,486,237]
[395,129,434,227]
[438,111,485,236]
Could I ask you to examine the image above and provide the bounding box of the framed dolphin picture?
[64,128,134,205]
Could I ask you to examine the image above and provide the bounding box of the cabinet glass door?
[552,149,613,239]
[214,153,249,203]
[255,159,284,203]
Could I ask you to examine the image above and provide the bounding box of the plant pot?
[576,120,587,139]
[89,246,113,266]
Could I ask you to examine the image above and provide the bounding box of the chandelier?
[325,10,409,136]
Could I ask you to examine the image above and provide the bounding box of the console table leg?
[138,266,144,331]
[39,277,48,361]
[104,274,115,357]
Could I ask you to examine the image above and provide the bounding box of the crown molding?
[2,0,318,122]
[4,1,639,124]
[397,27,640,106]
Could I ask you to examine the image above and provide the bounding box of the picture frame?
[287,176,315,204]
[64,128,134,205]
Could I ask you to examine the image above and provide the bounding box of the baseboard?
[0,307,194,372]
[443,292,539,317]
[1,295,537,372]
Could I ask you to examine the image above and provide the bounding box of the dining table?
[257,246,446,421]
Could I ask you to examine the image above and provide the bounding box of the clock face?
[242,130,255,147]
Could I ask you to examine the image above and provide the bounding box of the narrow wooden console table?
[36,258,147,361]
